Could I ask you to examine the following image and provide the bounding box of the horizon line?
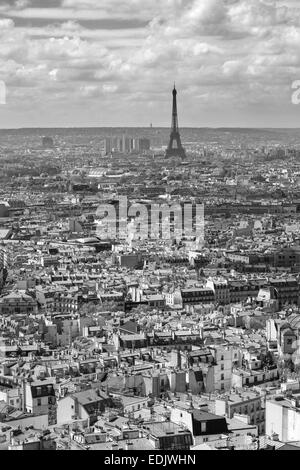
[0,126,300,131]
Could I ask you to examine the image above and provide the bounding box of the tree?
[79,301,122,316]
[98,301,123,313]
[265,350,275,367]
[131,305,155,316]
[285,358,295,373]
[79,302,98,316]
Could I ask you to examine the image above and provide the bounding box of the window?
[201,422,207,433]
[221,364,224,371]
[37,398,42,406]
[36,387,42,396]
[220,355,224,361]
[221,374,224,381]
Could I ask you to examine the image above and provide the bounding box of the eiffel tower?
[165,85,186,159]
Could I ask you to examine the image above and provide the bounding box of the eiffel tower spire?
[166,85,186,159]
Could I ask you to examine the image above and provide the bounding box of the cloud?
[1,0,300,126]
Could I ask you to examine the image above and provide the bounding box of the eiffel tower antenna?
[165,85,186,159]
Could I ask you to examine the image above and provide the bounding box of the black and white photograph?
[1,0,300,456]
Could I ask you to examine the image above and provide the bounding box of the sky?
[0,0,300,128]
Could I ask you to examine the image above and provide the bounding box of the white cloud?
[1,0,300,126]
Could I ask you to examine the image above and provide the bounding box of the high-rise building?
[139,138,151,152]
[100,135,151,155]
[133,139,140,152]
[122,134,131,153]
[42,136,54,149]
[100,138,112,156]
